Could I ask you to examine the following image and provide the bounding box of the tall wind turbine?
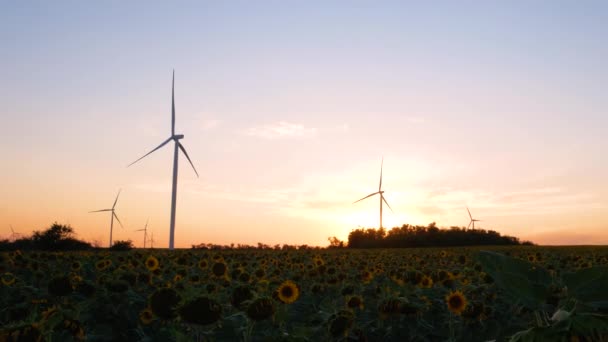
[353,157,394,229]
[128,70,199,250]
[90,189,124,247]
[149,232,155,249]
[467,207,481,230]
[134,219,149,248]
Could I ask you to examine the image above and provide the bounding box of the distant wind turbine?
[128,70,199,250]
[149,232,155,249]
[90,189,124,247]
[467,207,481,229]
[9,225,21,241]
[353,157,394,229]
[134,219,149,248]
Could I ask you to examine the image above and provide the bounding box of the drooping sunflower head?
[211,261,228,278]
[246,297,275,321]
[178,296,222,326]
[276,280,300,304]
[328,310,354,338]
[149,287,182,320]
[145,256,160,272]
[446,290,468,315]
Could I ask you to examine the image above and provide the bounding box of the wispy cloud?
[246,121,317,139]
[200,118,221,131]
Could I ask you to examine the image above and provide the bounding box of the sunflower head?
[139,307,154,325]
[328,310,354,338]
[1,272,16,286]
[276,280,299,304]
[145,256,160,272]
[446,290,468,315]
[211,261,228,278]
[419,275,433,289]
[149,287,182,320]
[346,295,364,310]
[178,297,222,326]
[246,297,275,321]
[231,285,254,310]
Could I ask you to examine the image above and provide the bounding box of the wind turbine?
[353,157,394,229]
[466,207,481,230]
[149,232,155,249]
[9,225,21,241]
[90,189,124,247]
[134,219,149,248]
[128,70,199,250]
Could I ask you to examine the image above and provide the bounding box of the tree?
[327,236,345,248]
[109,240,134,251]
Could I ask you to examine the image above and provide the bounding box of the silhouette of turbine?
[134,219,149,248]
[90,189,124,247]
[467,207,481,229]
[353,157,394,229]
[128,70,199,250]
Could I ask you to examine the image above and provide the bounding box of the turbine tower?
[353,157,394,229]
[90,189,124,247]
[128,70,199,250]
[134,219,149,248]
[467,207,481,229]
[9,225,21,242]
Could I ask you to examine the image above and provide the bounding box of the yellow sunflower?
[276,280,300,304]
[419,275,433,288]
[446,290,468,315]
[139,307,154,325]
[145,256,160,272]
[1,272,16,286]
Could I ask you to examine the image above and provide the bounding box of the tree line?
[346,222,534,248]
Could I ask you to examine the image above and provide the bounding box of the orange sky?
[1,2,608,247]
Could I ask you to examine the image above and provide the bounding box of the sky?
[1,1,607,248]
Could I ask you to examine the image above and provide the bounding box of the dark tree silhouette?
[347,223,530,248]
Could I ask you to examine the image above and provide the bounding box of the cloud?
[246,121,317,139]
[200,119,221,131]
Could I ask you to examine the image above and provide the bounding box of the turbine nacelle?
[172,134,184,140]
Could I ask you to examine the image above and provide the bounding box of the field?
[1,246,608,341]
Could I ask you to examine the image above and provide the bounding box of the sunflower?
[1,272,16,286]
[95,259,109,271]
[145,256,160,272]
[149,287,181,319]
[198,259,209,271]
[446,290,468,315]
[71,261,82,271]
[211,261,228,278]
[346,295,364,310]
[419,275,433,288]
[139,307,154,325]
[276,280,299,304]
[178,297,222,325]
[246,297,275,321]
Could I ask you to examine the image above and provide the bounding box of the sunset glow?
[1,2,607,247]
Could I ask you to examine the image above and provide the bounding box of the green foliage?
[477,251,551,310]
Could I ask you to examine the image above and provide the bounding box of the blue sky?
[1,1,607,246]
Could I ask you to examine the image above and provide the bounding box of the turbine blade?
[144,219,149,231]
[467,221,472,229]
[89,209,112,213]
[128,137,172,167]
[178,142,199,177]
[382,195,394,213]
[353,192,380,204]
[112,189,121,209]
[172,70,175,136]
[113,212,124,229]
[467,207,472,220]
[134,229,145,232]
[379,156,383,191]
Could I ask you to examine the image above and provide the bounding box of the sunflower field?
[1,246,608,341]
